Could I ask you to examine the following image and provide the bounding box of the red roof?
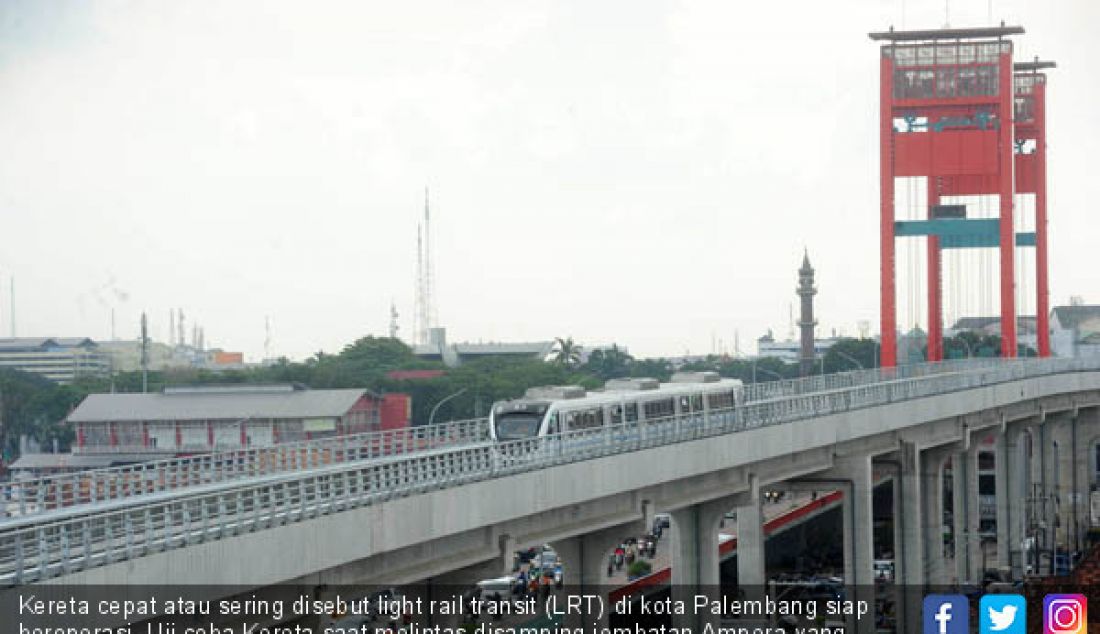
[386,369,446,380]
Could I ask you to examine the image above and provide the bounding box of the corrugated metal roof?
[453,342,555,356]
[0,337,97,352]
[1053,306,1100,330]
[67,387,368,423]
[10,453,168,469]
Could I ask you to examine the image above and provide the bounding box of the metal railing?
[0,357,1007,522]
[1,356,1097,585]
[0,418,490,521]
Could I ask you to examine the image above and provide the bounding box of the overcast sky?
[1,1,1097,361]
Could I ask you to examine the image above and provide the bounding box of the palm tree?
[552,337,582,368]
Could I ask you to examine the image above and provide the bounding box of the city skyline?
[1,1,1098,362]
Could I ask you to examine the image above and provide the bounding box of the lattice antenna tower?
[424,186,437,334]
[264,316,272,360]
[414,224,426,345]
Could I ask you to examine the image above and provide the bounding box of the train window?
[691,395,703,411]
[566,408,604,430]
[707,391,734,410]
[547,412,560,435]
[679,396,691,412]
[644,398,674,419]
[610,405,623,425]
[625,403,639,422]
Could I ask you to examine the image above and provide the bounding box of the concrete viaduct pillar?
[1050,408,1094,559]
[921,446,952,587]
[670,488,755,632]
[1001,422,1029,578]
[554,518,646,633]
[821,455,875,634]
[951,443,981,585]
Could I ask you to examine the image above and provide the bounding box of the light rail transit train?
[488,371,745,443]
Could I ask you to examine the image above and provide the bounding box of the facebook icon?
[924,595,969,634]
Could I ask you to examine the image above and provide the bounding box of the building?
[0,337,110,383]
[98,339,247,372]
[755,330,838,363]
[66,384,411,455]
[412,327,554,367]
[946,315,1039,352]
[1051,305,1100,358]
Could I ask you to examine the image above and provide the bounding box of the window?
[624,403,639,422]
[565,408,604,431]
[609,405,623,425]
[643,398,674,419]
[977,451,995,471]
[978,474,996,496]
[707,390,737,410]
[691,394,703,412]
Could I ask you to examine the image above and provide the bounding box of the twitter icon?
[981,594,1026,634]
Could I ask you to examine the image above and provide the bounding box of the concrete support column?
[967,442,984,581]
[1004,424,1028,579]
[995,429,1010,570]
[735,493,765,593]
[825,455,875,634]
[951,445,981,585]
[1052,410,1089,558]
[898,441,925,634]
[554,519,644,633]
[670,491,750,631]
[922,447,951,587]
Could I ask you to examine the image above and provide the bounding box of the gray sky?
[1,1,1097,361]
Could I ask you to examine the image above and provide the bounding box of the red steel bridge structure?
[870,25,1054,367]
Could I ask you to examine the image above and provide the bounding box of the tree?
[582,345,633,380]
[551,337,582,369]
[629,358,673,382]
[822,338,880,373]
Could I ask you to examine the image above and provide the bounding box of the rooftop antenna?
[140,312,149,393]
[389,301,399,339]
[414,224,425,345]
[178,309,185,347]
[424,186,436,333]
[264,316,272,360]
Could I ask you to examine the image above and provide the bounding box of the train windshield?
[494,413,543,441]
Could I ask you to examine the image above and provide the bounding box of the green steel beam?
[894,219,1035,249]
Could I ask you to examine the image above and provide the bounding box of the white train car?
[488,371,744,443]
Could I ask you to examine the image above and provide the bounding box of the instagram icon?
[1044,595,1087,634]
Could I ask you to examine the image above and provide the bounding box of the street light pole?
[834,350,864,371]
[428,388,468,426]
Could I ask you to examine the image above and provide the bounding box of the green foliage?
[551,336,582,368]
[0,369,83,460]
[581,345,633,380]
[822,338,880,373]
[626,559,652,578]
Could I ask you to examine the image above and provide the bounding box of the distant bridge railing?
[0,418,490,521]
[2,356,1098,585]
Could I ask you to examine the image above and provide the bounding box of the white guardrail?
[0,418,491,520]
[2,356,1098,585]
